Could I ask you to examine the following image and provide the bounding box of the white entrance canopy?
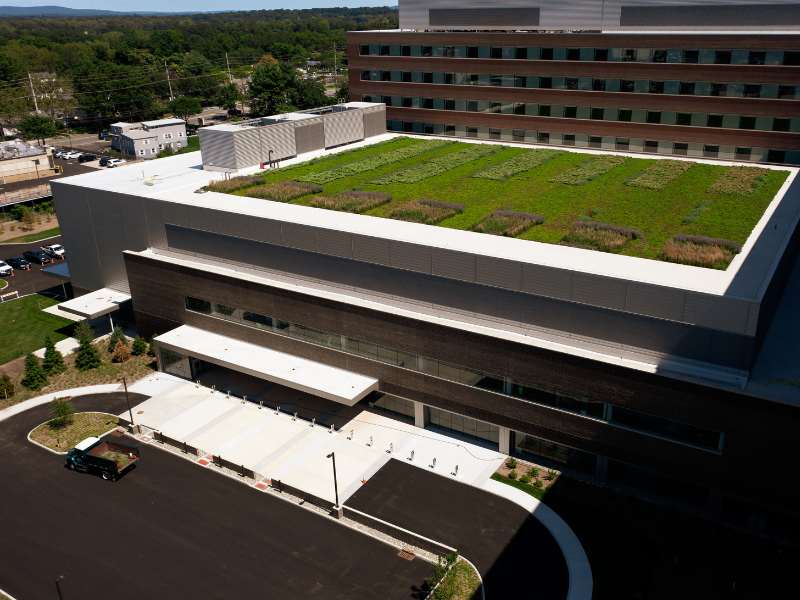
[155,325,380,406]
[57,288,131,319]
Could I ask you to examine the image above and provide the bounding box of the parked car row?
[49,148,127,168]
[0,245,66,277]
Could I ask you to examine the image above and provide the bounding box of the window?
[361,70,370,81]
[622,48,636,62]
[618,109,632,122]
[711,83,728,97]
[739,116,756,129]
[620,79,635,93]
[143,139,149,145]
[538,131,550,143]
[589,136,602,148]
[744,84,761,98]
[773,118,791,132]
[540,47,554,60]
[539,77,552,89]
[401,45,411,56]
[594,48,609,61]
[610,406,723,450]
[564,106,577,118]
[428,407,499,446]
[679,81,696,95]
[735,147,752,160]
[565,78,579,90]
[592,78,606,91]
[644,140,659,152]
[164,133,172,139]
[515,47,527,60]
[683,50,699,63]
[646,111,661,124]
[768,149,786,163]
[467,46,479,58]
[673,142,688,155]
[715,50,732,64]
[538,105,551,116]
[380,45,390,56]
[176,142,181,148]
[359,44,369,56]
[567,48,581,61]
[491,46,502,59]
[749,51,767,65]
[381,71,391,82]
[785,51,800,66]
[707,114,724,128]
[513,433,597,475]
[590,107,604,120]
[422,46,432,57]
[178,132,184,137]
[778,85,796,99]
[139,149,144,155]
[676,112,692,126]
[649,81,664,94]
[652,49,667,63]
[423,72,433,84]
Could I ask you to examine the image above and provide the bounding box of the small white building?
[111,118,187,159]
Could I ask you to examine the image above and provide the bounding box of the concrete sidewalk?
[125,375,505,505]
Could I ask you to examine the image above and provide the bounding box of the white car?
[0,260,12,276]
[53,149,69,158]
[62,151,82,160]
[106,159,127,168]
[42,244,65,258]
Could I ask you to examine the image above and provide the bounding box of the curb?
[0,586,19,600]
[27,412,121,455]
[0,233,61,245]
[0,384,121,423]
[481,478,593,600]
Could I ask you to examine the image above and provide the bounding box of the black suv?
[78,154,97,163]
[22,250,51,265]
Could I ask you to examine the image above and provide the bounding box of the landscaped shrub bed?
[561,221,643,253]
[375,145,500,184]
[707,166,770,194]
[659,234,742,269]
[495,456,560,491]
[473,148,563,180]
[297,139,450,184]
[550,155,627,185]
[205,176,264,193]
[243,182,322,202]
[29,412,120,452]
[309,191,392,213]
[390,199,465,225]
[626,160,695,189]
[470,209,546,237]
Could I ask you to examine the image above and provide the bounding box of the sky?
[20,1,395,13]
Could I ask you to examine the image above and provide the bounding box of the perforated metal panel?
[353,234,391,266]
[684,293,750,334]
[162,202,191,227]
[295,121,326,155]
[189,206,220,233]
[324,109,364,148]
[620,4,800,26]
[431,248,475,283]
[572,273,628,311]
[248,217,282,245]
[625,283,686,322]
[363,108,387,139]
[391,241,431,274]
[233,128,262,170]
[476,256,522,291]
[90,210,130,293]
[522,264,572,300]
[143,199,167,249]
[261,121,297,161]
[52,182,104,292]
[281,223,317,252]
[316,229,353,258]
[119,194,150,252]
[198,128,237,170]
[219,212,250,238]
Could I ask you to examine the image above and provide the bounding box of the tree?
[20,208,36,230]
[288,77,329,111]
[48,397,75,428]
[147,334,157,357]
[21,352,48,391]
[17,115,58,146]
[215,82,241,110]
[43,334,66,374]
[74,322,102,371]
[168,96,202,122]
[157,145,175,158]
[131,336,147,356]
[113,339,131,363]
[0,371,15,399]
[336,79,349,103]
[248,62,296,116]
[107,326,127,353]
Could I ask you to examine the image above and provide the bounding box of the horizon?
[2,1,396,14]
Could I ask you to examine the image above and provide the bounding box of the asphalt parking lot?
[0,393,432,600]
[0,235,71,300]
[347,459,570,599]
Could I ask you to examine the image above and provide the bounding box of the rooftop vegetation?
[232,136,789,269]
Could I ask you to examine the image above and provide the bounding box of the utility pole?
[333,43,337,99]
[28,73,40,114]
[226,53,233,83]
[164,60,174,102]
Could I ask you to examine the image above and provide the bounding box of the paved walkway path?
[124,375,506,506]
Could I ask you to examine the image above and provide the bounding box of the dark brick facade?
[124,252,800,512]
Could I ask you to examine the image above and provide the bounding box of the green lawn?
[2,227,61,244]
[247,137,789,264]
[178,136,200,154]
[0,294,75,364]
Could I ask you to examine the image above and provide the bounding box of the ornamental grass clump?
[309,191,392,213]
[375,145,500,185]
[625,160,695,189]
[298,139,450,184]
[659,234,742,269]
[473,148,563,180]
[707,166,769,194]
[549,155,627,185]
[560,221,643,253]
[244,182,322,202]
[205,176,264,193]
[471,210,545,237]
[390,199,465,225]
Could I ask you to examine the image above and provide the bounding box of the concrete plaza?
[124,372,506,505]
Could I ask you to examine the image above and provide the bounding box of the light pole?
[55,574,66,600]
[119,374,134,427]
[327,452,339,508]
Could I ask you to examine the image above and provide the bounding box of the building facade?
[0,143,57,184]
[111,119,188,159]
[349,28,800,164]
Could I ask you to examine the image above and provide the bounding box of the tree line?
[0,7,396,136]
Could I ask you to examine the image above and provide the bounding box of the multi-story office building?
[349,0,800,164]
[51,62,800,543]
[110,119,188,159]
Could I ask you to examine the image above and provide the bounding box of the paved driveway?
[346,459,571,600]
[0,235,72,300]
[0,392,431,600]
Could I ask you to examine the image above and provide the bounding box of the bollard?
[370,436,373,447]
[244,395,247,404]
[311,417,315,427]
[410,450,414,461]
[455,465,459,476]
[432,458,436,468]
[227,391,231,399]
[276,405,280,415]
[350,429,354,440]
[294,412,298,421]
[259,400,263,410]
[330,424,335,433]
[389,443,393,454]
